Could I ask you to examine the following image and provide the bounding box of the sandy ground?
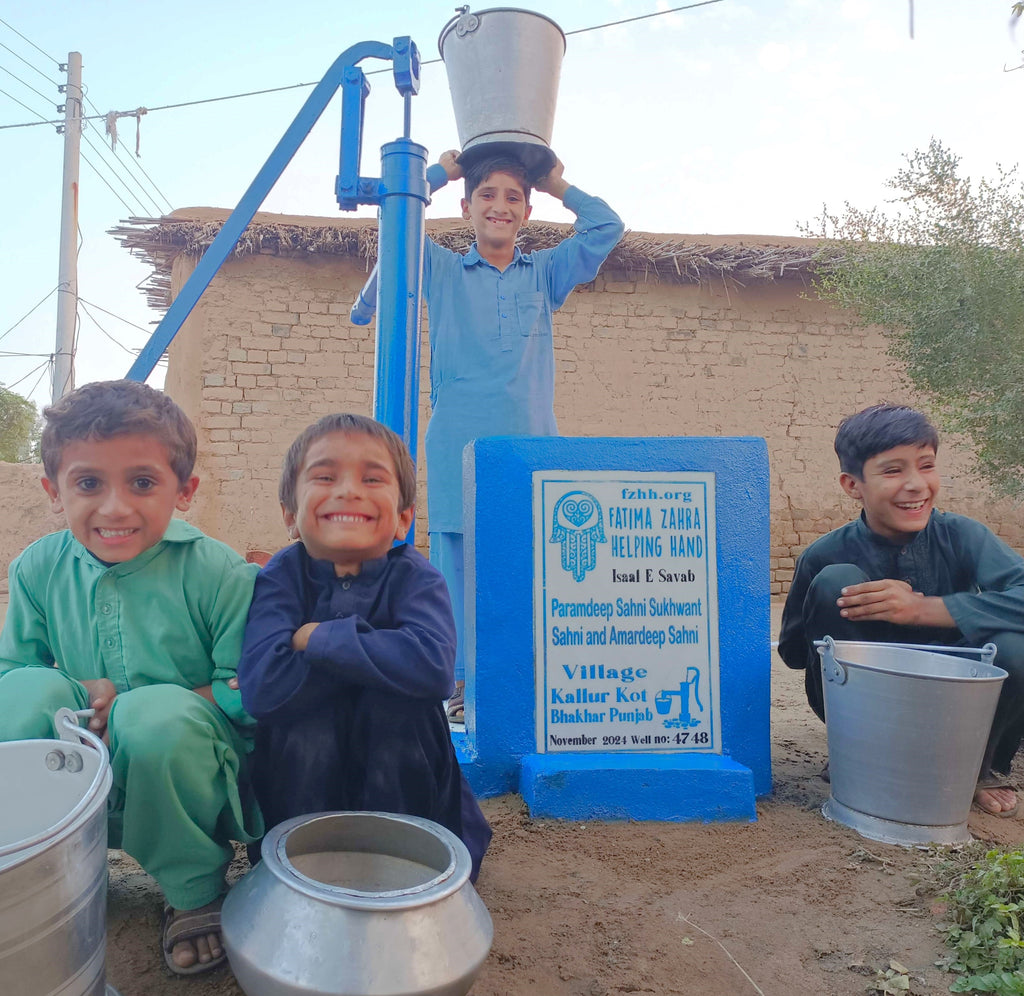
[100,620,1024,996]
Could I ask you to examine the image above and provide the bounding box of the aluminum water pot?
[0,711,114,996]
[439,7,565,180]
[222,811,493,996]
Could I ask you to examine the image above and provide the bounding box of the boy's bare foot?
[162,897,226,975]
[974,785,1018,817]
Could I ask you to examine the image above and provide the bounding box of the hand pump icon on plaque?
[655,667,704,729]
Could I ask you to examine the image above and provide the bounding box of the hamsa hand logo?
[550,490,606,582]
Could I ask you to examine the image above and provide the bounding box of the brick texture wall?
[158,229,1024,594]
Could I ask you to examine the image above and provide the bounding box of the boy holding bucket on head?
[778,403,1024,817]
[424,149,625,721]
[236,413,491,879]
[0,380,263,975]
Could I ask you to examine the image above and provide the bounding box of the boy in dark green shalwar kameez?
[779,403,1024,819]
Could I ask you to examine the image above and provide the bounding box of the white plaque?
[533,471,720,754]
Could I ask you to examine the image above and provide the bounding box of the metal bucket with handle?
[439,6,565,180]
[816,637,1006,845]
[0,708,118,996]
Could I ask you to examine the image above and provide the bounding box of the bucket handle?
[0,710,110,860]
[814,638,999,680]
[816,636,847,685]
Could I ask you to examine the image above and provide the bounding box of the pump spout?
[349,161,449,325]
[351,265,379,325]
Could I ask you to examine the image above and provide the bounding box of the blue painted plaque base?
[520,753,756,822]
[459,436,771,821]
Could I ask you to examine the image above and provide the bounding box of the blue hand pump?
[125,38,429,469]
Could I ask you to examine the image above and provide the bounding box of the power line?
[0,82,49,121]
[79,147,136,214]
[0,17,60,66]
[0,286,58,345]
[116,145,173,213]
[565,0,723,35]
[0,61,56,107]
[51,311,80,401]
[6,356,52,392]
[0,40,59,87]
[25,358,53,401]
[77,296,153,335]
[93,118,171,213]
[137,79,328,117]
[0,70,149,276]
[88,126,164,214]
[83,90,173,213]
[1,56,170,217]
[79,300,137,357]
[0,79,326,130]
[81,129,151,215]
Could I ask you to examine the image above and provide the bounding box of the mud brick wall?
[102,225,1024,593]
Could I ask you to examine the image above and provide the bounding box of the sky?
[1,0,1021,412]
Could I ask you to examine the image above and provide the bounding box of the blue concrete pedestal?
[520,753,756,821]
[458,436,771,822]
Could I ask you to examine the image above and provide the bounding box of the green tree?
[807,139,1024,498]
[0,385,41,463]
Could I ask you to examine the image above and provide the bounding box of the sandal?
[446,682,465,724]
[161,898,227,976]
[973,774,1020,819]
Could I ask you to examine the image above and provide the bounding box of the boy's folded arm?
[237,566,320,720]
[303,616,454,700]
[303,571,456,699]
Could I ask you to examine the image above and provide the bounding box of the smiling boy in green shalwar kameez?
[0,380,263,975]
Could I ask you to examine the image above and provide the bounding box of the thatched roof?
[109,209,821,312]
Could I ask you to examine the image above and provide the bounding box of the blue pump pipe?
[374,138,428,448]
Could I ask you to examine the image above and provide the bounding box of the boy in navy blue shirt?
[238,413,490,877]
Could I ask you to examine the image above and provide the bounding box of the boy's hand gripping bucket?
[439,7,566,180]
[0,709,116,996]
[816,638,1006,845]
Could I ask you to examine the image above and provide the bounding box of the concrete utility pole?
[53,51,82,402]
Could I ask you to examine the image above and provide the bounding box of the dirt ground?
[103,637,1024,996]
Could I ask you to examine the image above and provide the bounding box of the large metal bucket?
[222,811,493,996]
[439,7,565,180]
[0,711,114,996]
[817,638,1006,845]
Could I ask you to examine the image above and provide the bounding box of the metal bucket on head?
[222,810,493,996]
[0,710,115,996]
[439,7,565,181]
[816,638,1006,845]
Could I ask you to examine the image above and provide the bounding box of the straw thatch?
[109,211,821,313]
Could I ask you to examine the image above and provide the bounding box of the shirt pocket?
[516,292,551,337]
